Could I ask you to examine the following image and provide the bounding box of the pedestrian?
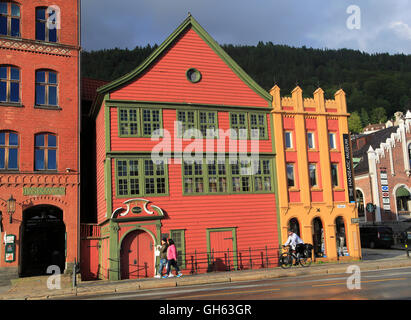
[154,238,168,278]
[162,239,182,278]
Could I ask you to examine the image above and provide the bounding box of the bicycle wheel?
[279,253,293,269]
[299,256,312,267]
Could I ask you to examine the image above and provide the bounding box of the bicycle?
[279,245,312,269]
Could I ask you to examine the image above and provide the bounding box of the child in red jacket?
[162,239,183,278]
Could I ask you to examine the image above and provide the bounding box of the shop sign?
[343,134,355,203]
[4,234,16,263]
[23,187,66,196]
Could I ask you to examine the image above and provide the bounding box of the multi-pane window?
[230,112,248,139]
[329,132,337,150]
[119,109,139,136]
[183,161,204,194]
[307,132,315,149]
[143,159,166,195]
[0,65,20,103]
[0,2,20,37]
[142,109,161,137]
[249,113,267,139]
[308,163,317,187]
[331,163,339,187]
[35,133,57,171]
[207,158,227,193]
[231,160,251,193]
[286,163,295,188]
[170,230,186,268]
[36,7,58,42]
[0,131,18,170]
[35,70,58,106]
[230,112,268,139]
[253,159,272,192]
[199,111,217,138]
[177,110,217,138]
[116,159,168,197]
[285,131,293,149]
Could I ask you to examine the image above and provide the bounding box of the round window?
[186,68,202,83]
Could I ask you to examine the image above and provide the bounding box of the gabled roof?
[90,14,272,117]
[82,77,109,102]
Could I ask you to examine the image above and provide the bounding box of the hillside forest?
[81,42,411,133]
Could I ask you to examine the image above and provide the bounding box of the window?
[230,112,268,140]
[307,132,315,149]
[116,158,168,197]
[356,190,364,218]
[331,163,339,187]
[36,7,58,42]
[286,163,295,188]
[142,109,161,137]
[177,110,217,138]
[119,109,139,136]
[170,230,186,268]
[253,159,272,192]
[35,70,58,107]
[0,131,18,170]
[308,163,317,187]
[249,113,267,139]
[231,159,251,193]
[0,2,20,37]
[35,133,57,170]
[207,158,227,193]
[329,132,337,150]
[183,160,204,194]
[0,65,20,103]
[285,131,293,149]
[230,112,248,139]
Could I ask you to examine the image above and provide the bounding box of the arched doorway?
[335,216,348,257]
[356,189,365,219]
[20,205,66,277]
[288,218,300,237]
[120,229,155,279]
[312,217,325,258]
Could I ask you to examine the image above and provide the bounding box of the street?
[60,265,411,300]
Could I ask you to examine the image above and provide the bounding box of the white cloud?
[389,21,411,40]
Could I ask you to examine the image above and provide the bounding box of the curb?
[3,258,411,299]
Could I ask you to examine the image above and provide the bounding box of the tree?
[348,111,363,133]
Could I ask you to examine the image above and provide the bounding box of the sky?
[81,0,411,55]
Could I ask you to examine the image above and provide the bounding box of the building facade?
[353,112,411,222]
[271,85,362,261]
[0,0,80,276]
[83,15,280,281]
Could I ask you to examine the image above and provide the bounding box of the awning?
[396,187,410,197]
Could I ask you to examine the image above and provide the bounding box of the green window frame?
[230,159,251,193]
[115,158,168,197]
[170,229,186,269]
[177,110,218,138]
[249,113,268,139]
[182,160,205,194]
[207,158,228,194]
[230,112,248,139]
[118,107,163,138]
[252,159,272,192]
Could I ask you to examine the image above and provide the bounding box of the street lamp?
[0,195,16,224]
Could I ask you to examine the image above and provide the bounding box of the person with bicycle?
[283,229,304,265]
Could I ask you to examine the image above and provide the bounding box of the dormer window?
[0,2,20,37]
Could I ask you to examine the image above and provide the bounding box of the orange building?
[270,85,361,261]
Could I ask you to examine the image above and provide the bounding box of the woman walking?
[162,239,182,278]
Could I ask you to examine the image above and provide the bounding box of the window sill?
[310,187,323,192]
[288,187,300,192]
[0,102,23,108]
[333,187,345,192]
[34,105,62,111]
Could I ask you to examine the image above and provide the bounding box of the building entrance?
[20,205,66,277]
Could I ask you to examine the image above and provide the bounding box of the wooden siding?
[110,28,268,108]
[111,161,279,254]
[109,108,273,153]
[96,105,107,223]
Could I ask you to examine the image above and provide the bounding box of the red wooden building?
[0,0,80,276]
[83,15,280,280]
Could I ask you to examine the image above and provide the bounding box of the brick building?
[352,111,411,222]
[0,0,80,276]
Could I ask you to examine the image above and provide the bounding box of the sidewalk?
[2,255,411,300]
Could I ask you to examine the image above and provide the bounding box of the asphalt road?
[63,265,411,300]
